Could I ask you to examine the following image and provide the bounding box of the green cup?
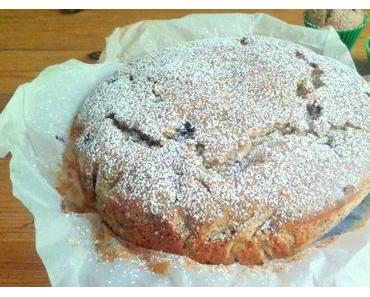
[366,35,370,64]
[304,10,369,50]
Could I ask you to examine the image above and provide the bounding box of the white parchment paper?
[0,13,369,286]
[100,13,355,69]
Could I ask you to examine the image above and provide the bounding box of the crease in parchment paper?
[0,13,369,286]
[100,13,354,70]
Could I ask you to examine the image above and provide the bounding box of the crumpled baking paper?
[0,13,369,286]
[100,13,355,69]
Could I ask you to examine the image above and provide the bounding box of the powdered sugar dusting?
[73,36,370,236]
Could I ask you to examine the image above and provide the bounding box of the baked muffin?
[305,9,366,30]
[70,36,370,265]
[304,9,368,50]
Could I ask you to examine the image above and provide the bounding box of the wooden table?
[0,9,369,287]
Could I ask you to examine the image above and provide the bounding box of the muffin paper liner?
[1,13,369,286]
[304,11,369,50]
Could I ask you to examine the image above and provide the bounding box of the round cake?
[70,36,370,265]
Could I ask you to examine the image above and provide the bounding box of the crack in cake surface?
[106,113,162,147]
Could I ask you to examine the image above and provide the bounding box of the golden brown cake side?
[71,131,370,265]
[75,155,370,265]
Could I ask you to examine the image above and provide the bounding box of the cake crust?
[70,36,370,265]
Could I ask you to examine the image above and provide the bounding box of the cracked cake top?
[73,36,370,235]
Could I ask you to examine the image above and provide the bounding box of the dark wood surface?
[0,9,369,286]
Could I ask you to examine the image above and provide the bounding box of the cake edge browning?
[96,175,370,265]
[68,117,370,265]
